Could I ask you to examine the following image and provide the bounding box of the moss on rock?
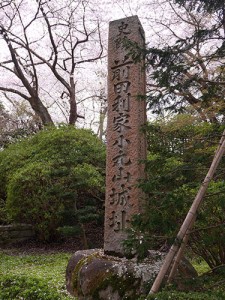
[66,249,197,300]
[92,272,141,300]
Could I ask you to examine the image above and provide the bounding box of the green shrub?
[0,274,63,300]
[6,161,65,240]
[125,117,225,266]
[144,290,225,300]
[0,125,105,241]
[57,225,82,237]
[0,198,7,224]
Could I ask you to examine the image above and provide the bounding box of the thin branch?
[37,0,58,69]
[15,3,39,94]
[0,86,30,100]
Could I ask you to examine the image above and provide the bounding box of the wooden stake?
[149,130,225,295]
[168,130,225,283]
[167,216,195,283]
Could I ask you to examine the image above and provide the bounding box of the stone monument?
[104,15,147,256]
[66,16,197,300]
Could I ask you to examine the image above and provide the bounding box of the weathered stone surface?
[0,223,34,245]
[66,249,197,300]
[105,15,147,257]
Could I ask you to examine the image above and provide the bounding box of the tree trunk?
[69,78,77,125]
[29,96,54,126]
[80,223,88,249]
[97,106,107,141]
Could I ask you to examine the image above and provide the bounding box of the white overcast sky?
[0,0,186,132]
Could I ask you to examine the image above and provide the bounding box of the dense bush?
[0,125,105,241]
[144,290,225,300]
[0,275,63,300]
[125,115,225,267]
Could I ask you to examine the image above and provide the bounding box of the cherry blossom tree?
[0,0,104,125]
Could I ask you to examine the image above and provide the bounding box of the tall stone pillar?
[66,18,197,299]
[104,15,147,256]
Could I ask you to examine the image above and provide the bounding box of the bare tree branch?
[0,86,30,100]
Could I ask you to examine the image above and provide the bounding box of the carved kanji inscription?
[104,16,147,257]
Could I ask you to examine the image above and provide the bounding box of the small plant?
[0,275,62,300]
[0,251,74,300]
[144,290,225,300]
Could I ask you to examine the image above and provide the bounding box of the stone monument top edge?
[109,15,145,39]
[109,15,140,25]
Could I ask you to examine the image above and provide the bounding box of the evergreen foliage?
[174,0,225,13]
[145,290,225,300]
[146,0,225,123]
[125,116,225,267]
[0,126,105,241]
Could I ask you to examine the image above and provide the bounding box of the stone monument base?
[66,249,197,300]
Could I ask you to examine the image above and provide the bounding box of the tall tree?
[125,115,225,267]
[0,0,103,125]
[145,0,225,123]
[174,0,225,13]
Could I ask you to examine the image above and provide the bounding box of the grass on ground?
[0,250,75,300]
[1,250,225,300]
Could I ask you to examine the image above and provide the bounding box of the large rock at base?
[66,249,197,300]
